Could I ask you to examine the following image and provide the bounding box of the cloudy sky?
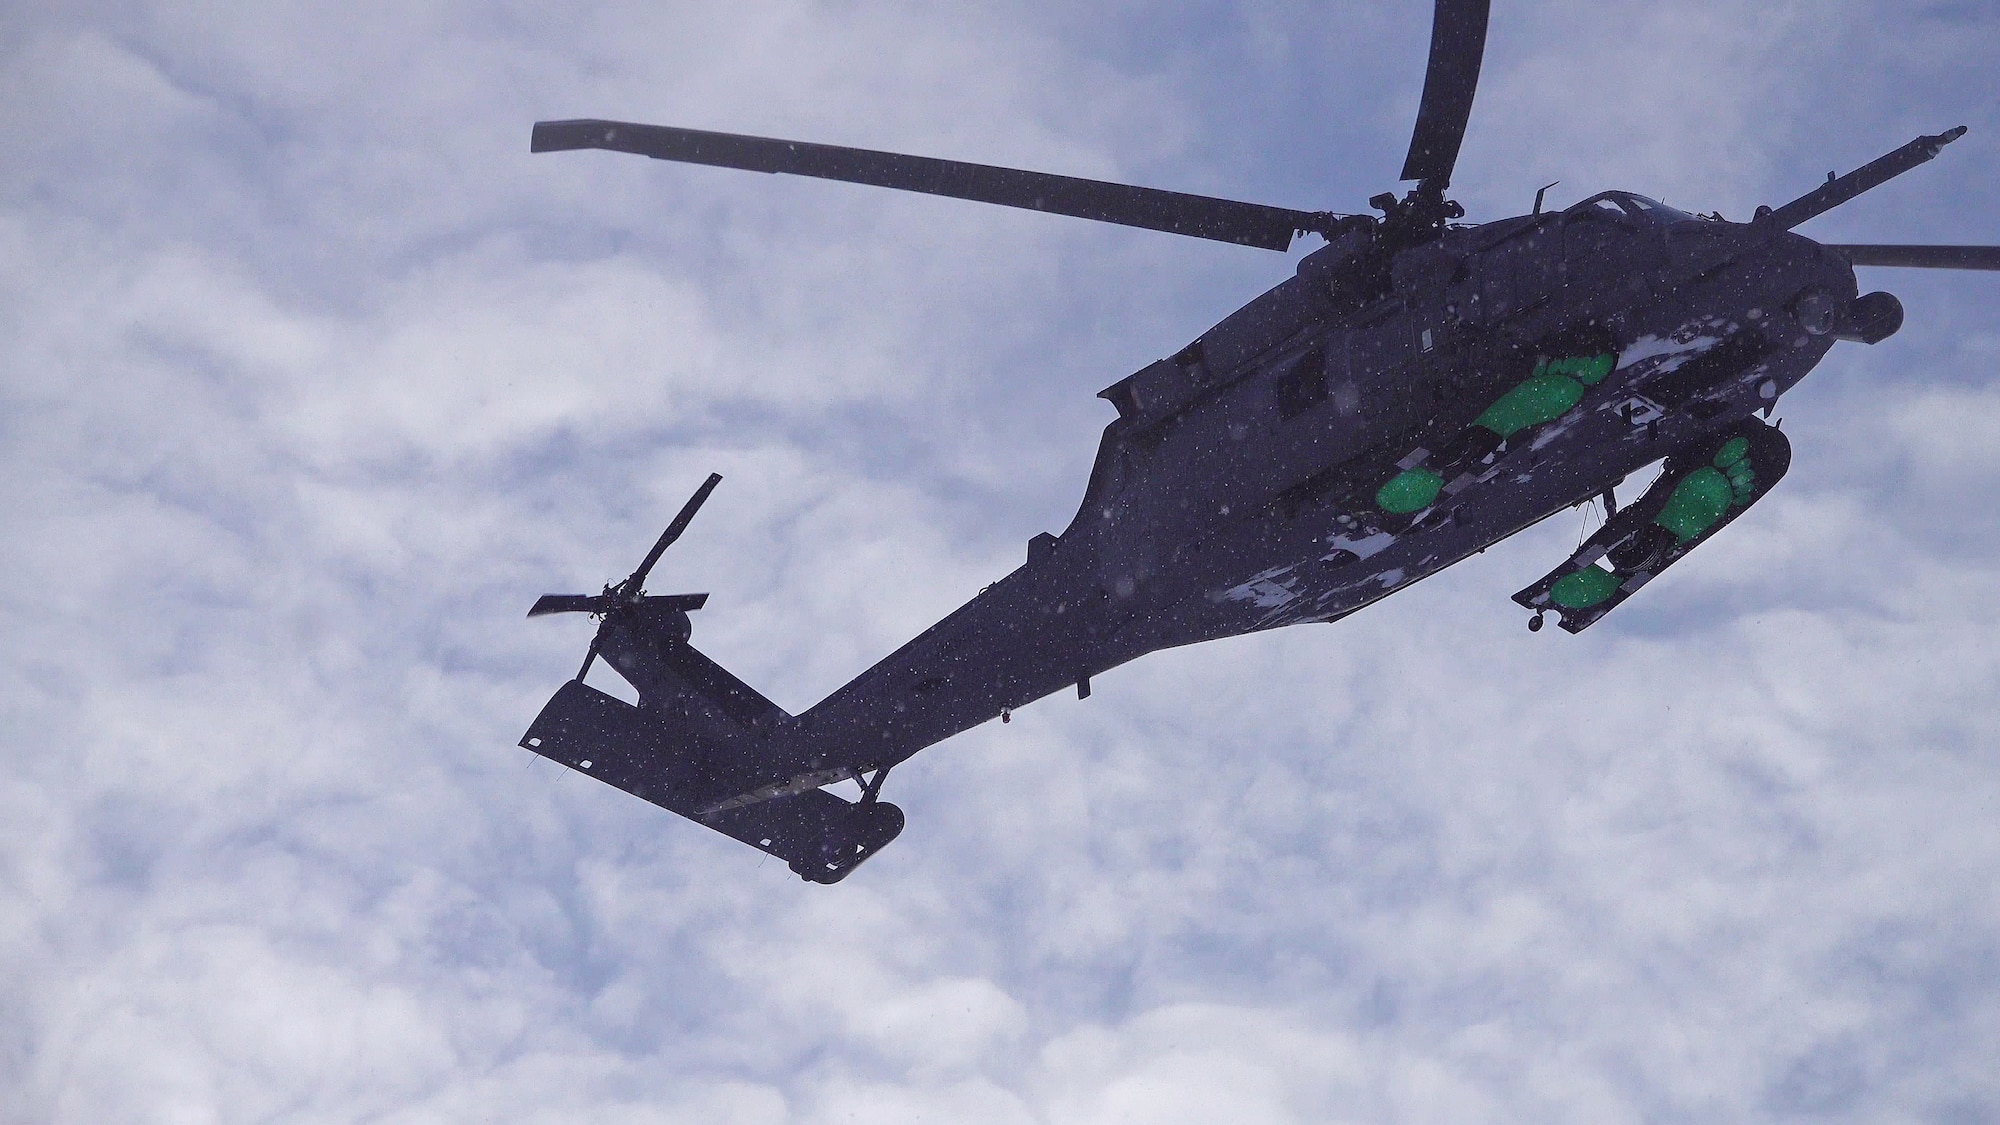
[5,1,1999,1120]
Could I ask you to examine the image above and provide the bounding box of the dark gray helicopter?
[519,0,2000,882]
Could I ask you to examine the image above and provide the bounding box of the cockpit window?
[1619,194,1699,223]
[1572,191,1699,224]
[1583,196,1630,219]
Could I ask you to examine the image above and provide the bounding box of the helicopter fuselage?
[518,6,1977,881]
[1093,196,1856,639]
[768,196,1869,793]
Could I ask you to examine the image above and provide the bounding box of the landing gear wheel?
[1528,612,1546,633]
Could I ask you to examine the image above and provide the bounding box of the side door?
[1476,224,1560,323]
[1562,198,1660,307]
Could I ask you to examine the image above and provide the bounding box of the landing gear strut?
[858,765,891,805]
[1528,611,1546,633]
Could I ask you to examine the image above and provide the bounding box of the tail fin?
[643,632,789,731]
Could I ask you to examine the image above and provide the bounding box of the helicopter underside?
[774,247,1853,789]
[1138,329,1826,671]
[1187,311,1833,640]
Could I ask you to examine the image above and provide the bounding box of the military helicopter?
[518,0,1999,882]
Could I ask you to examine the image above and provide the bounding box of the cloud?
[4,1,1999,1121]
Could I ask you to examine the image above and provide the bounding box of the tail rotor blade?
[529,593,610,618]
[644,593,710,611]
[628,472,723,589]
[1399,0,1492,187]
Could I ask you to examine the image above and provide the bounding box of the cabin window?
[1274,350,1328,419]
[1481,251,1514,319]
[1324,333,1358,416]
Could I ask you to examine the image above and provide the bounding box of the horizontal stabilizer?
[520,680,900,883]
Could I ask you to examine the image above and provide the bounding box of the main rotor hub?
[1370,182,1465,245]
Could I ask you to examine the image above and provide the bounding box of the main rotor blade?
[628,472,723,590]
[1399,0,1492,187]
[529,594,610,618]
[1830,244,2000,271]
[532,119,1330,251]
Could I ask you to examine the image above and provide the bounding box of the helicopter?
[517,0,2000,883]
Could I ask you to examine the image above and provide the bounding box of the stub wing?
[1514,419,1792,632]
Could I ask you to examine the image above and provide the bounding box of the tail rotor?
[529,472,723,681]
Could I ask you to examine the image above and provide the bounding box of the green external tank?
[1375,468,1444,514]
[1550,564,1622,609]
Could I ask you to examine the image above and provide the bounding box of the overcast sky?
[5,2,2000,1121]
